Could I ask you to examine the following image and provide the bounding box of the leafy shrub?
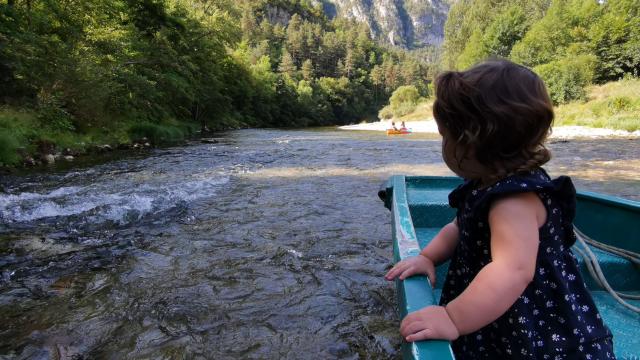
[390,86,420,109]
[392,102,418,117]
[607,96,634,113]
[534,55,597,104]
[37,92,76,131]
[388,85,420,117]
[378,105,394,120]
[0,129,20,165]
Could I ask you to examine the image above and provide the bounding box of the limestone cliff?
[317,0,452,49]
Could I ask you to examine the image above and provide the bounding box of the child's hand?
[400,306,459,342]
[384,255,436,287]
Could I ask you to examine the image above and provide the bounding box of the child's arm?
[385,219,459,287]
[421,219,460,265]
[400,193,543,341]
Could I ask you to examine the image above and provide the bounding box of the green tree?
[389,85,420,117]
[589,0,640,81]
[483,5,528,59]
[534,54,597,104]
[301,59,314,81]
[279,49,297,77]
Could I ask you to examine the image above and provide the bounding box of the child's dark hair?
[433,59,554,179]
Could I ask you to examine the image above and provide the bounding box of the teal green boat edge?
[382,175,640,359]
[576,190,640,211]
[575,191,640,254]
[389,175,456,360]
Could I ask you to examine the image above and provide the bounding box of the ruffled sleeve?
[464,169,578,247]
[548,175,577,246]
[448,180,475,209]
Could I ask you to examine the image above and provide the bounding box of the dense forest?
[0,0,431,165]
[2,0,639,166]
[443,0,639,104]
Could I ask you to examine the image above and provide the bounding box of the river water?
[1,129,638,359]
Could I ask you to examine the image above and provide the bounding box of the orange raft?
[386,128,412,135]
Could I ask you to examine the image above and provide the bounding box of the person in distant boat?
[400,121,407,130]
[385,59,614,359]
[391,121,398,131]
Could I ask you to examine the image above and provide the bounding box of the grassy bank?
[0,107,199,167]
[386,79,640,132]
[554,78,640,132]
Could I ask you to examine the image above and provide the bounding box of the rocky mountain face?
[317,0,452,49]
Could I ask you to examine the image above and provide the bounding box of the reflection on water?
[0,129,638,358]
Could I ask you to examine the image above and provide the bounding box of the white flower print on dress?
[443,170,612,359]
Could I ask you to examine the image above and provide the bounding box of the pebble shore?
[339,119,640,139]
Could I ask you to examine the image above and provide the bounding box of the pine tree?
[279,50,297,77]
[301,59,314,81]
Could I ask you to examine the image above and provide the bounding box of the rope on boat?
[576,228,640,267]
[573,228,640,313]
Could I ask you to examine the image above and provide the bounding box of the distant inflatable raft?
[386,128,412,135]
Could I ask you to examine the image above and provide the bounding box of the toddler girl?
[385,59,614,359]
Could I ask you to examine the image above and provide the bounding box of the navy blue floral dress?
[440,168,614,359]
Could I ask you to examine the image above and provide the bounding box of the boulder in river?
[23,156,37,167]
[42,154,55,164]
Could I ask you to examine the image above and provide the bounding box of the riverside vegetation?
[0,0,432,167]
[379,0,640,131]
[380,78,640,133]
[2,0,640,167]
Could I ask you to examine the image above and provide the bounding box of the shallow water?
[0,129,638,359]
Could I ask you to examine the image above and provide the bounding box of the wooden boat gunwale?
[385,175,456,360]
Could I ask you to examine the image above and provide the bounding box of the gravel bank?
[339,120,640,139]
